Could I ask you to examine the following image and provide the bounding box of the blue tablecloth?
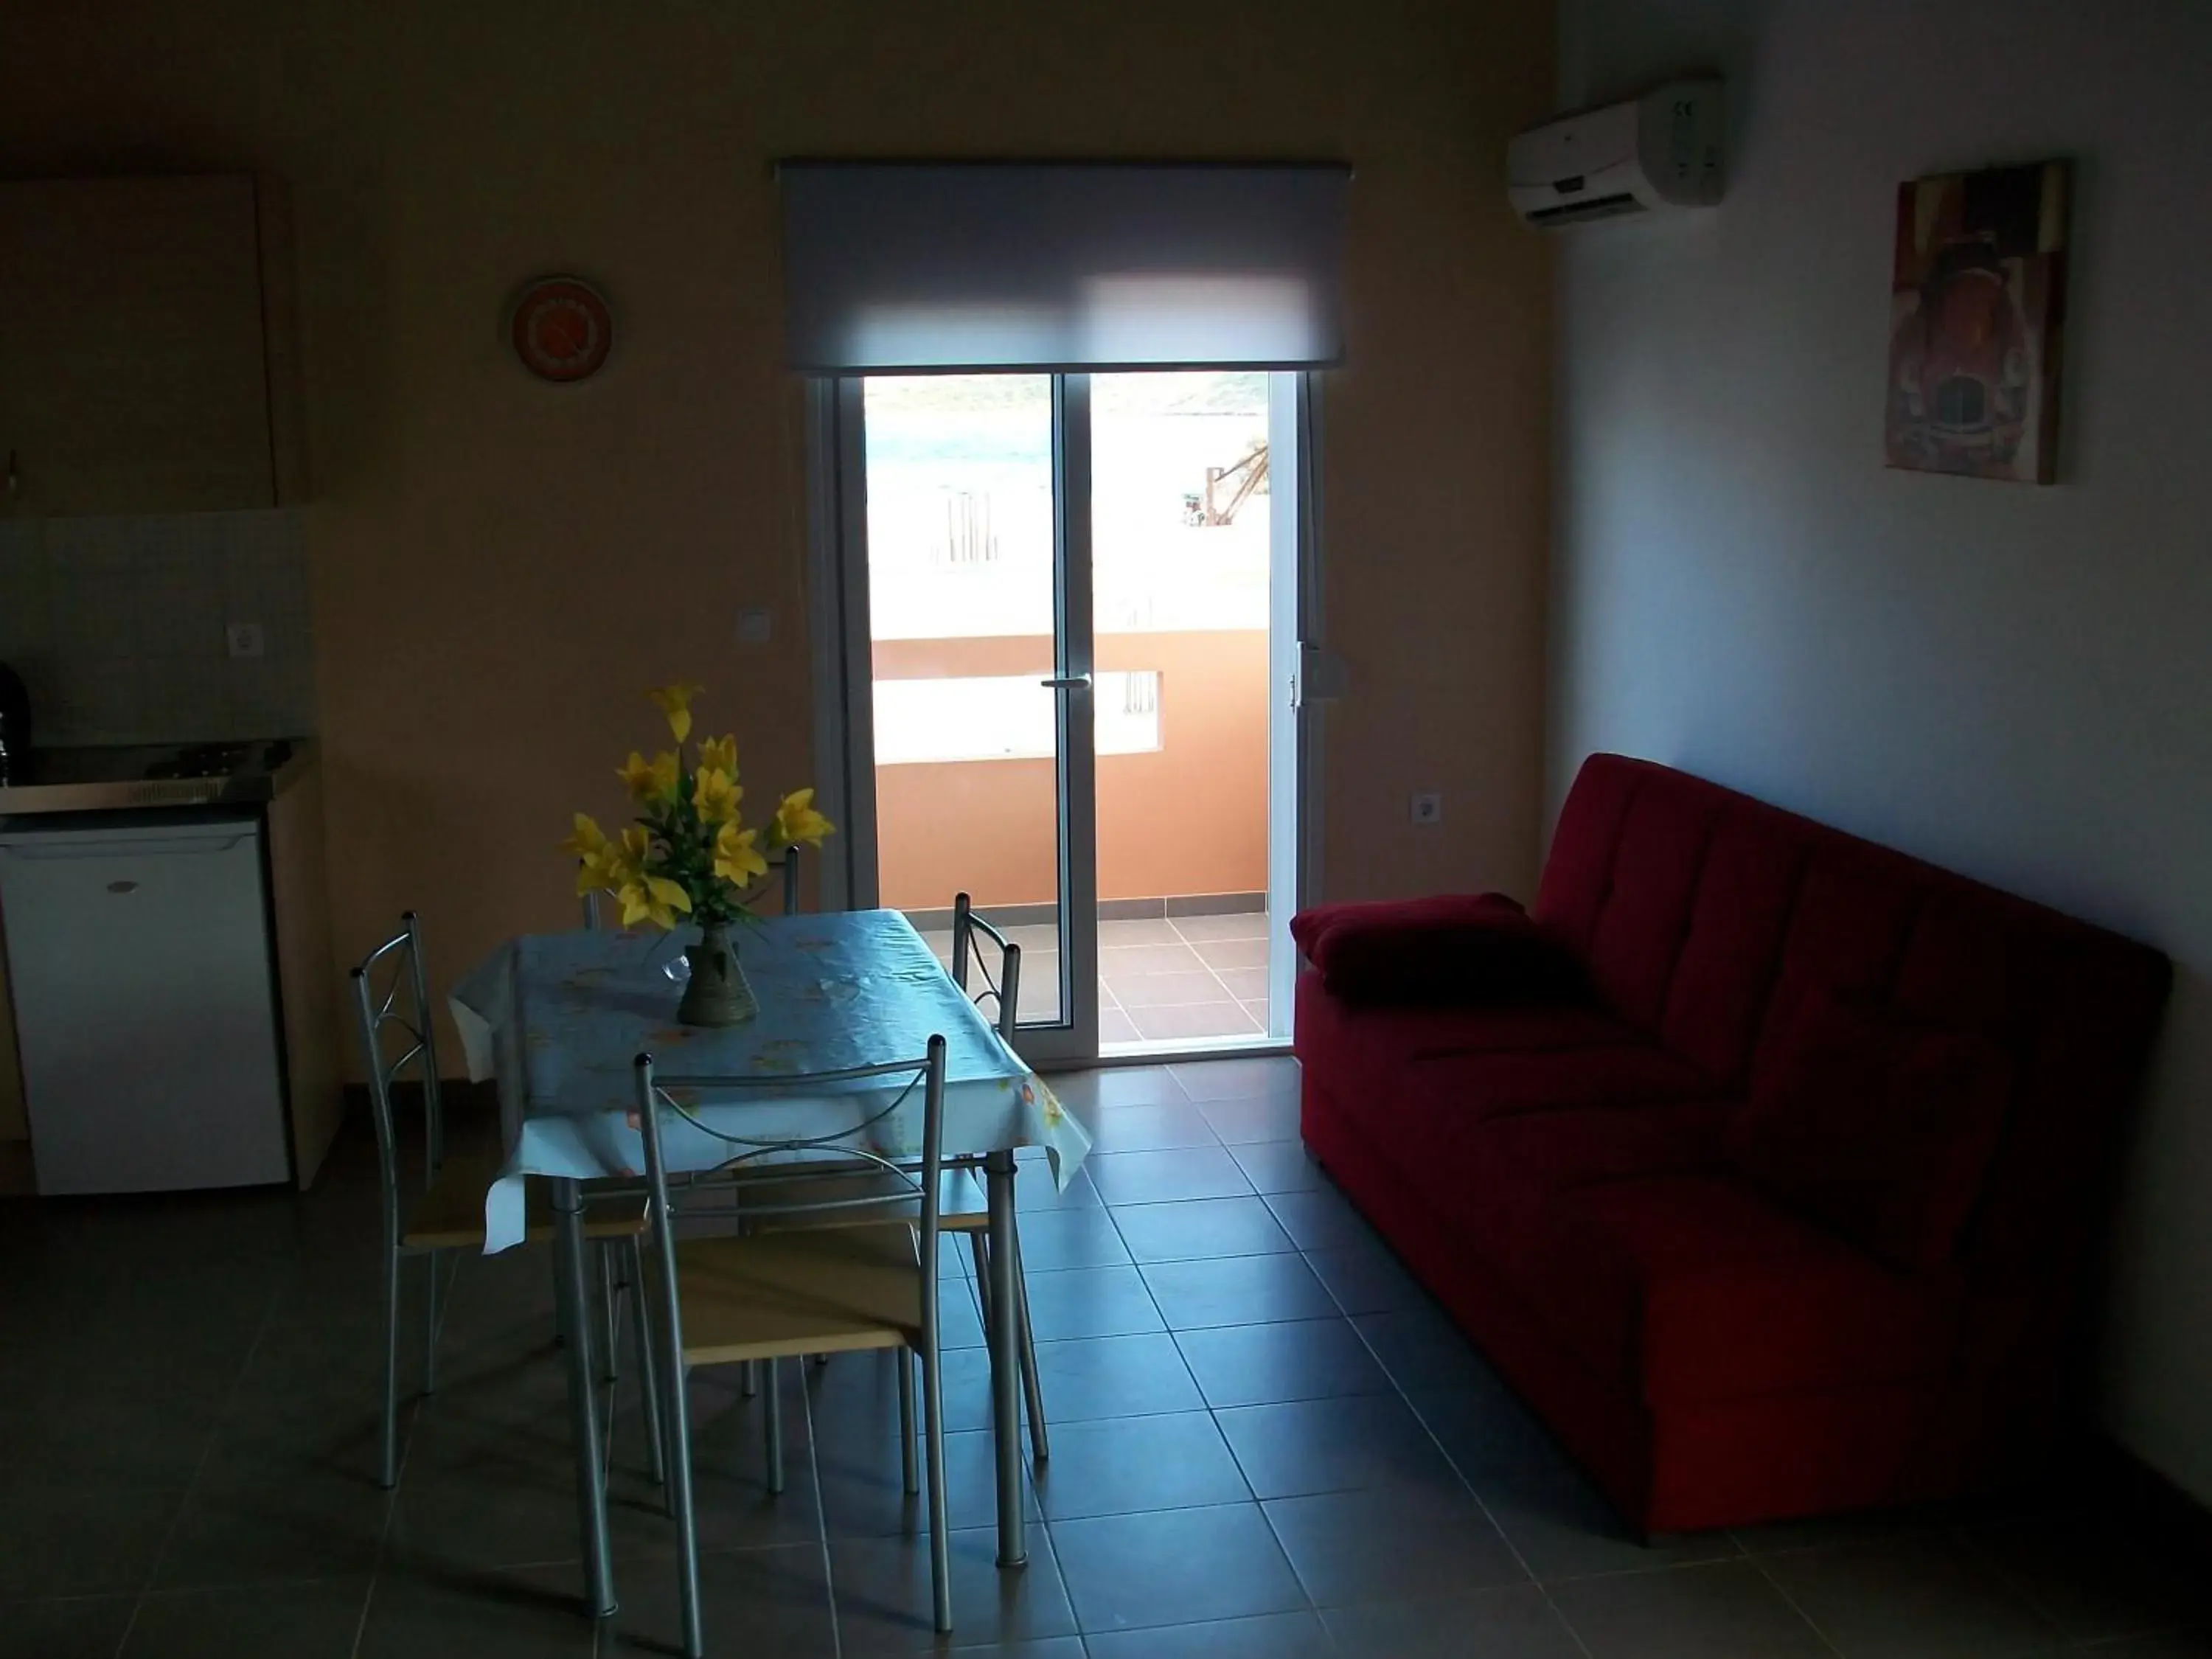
[450,911,1090,1251]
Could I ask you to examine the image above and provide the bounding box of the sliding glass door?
[815,371,1308,1065]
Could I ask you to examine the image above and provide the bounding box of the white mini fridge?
[0,817,291,1193]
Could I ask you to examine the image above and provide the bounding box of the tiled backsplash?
[0,510,316,745]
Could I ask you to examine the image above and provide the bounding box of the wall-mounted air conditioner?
[1509,79,1725,229]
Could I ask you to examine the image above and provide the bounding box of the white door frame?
[804,372,1327,1065]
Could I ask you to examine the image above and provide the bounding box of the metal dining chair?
[350,912,662,1489]
[634,1038,956,1654]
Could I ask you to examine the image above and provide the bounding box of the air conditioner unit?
[1508,79,1725,229]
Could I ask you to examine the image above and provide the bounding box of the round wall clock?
[509,276,613,383]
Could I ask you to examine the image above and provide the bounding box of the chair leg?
[599,1242,621,1386]
[422,1248,440,1398]
[898,1348,919,1496]
[763,1356,785,1495]
[1010,1224,1049,1464]
[969,1231,993,1326]
[628,1237,666,1486]
[741,1359,758,1399]
[379,1240,402,1489]
[918,1340,952,1633]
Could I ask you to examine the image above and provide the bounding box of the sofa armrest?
[1291,893,1584,1008]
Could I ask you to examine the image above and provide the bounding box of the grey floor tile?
[1959,1514,2212,1645]
[1324,1585,1587,1658]
[1192,939,1272,973]
[830,1522,1075,1655]
[1100,942,1210,975]
[808,1343,992,1439]
[1217,1394,1468,1502]
[0,1477,185,1598]
[1549,1559,1835,1657]
[1043,1068,1189,1113]
[1086,1147,1255,1206]
[1198,1094,1305,1144]
[1263,1186,1379,1252]
[1001,1206,1132,1272]
[2078,1633,2212,1656]
[0,1596,136,1659]
[603,1541,838,1658]
[1015,1168,1103,1214]
[1051,1502,1308,1635]
[1110,1197,1296,1263]
[1228,1138,1329,1194]
[1141,1253,1342,1331]
[1098,1008,1143,1046]
[1019,1267,1166,1342]
[1024,1334,1206,1422]
[1030,1411,1253,1519]
[1452,1427,1739,1582]
[1085,1102,1222,1154]
[1759,1534,2061,1658]
[122,1576,372,1658]
[1099,919,1186,948]
[817,1424,1034,1539]
[1174,1318,1394,1410]
[1305,1239,1433,1315]
[355,1558,599,1658]
[1351,1304,1505,1394]
[1086,1608,1338,1658]
[1266,1485,1527,1606]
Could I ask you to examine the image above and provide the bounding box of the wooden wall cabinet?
[0,173,305,517]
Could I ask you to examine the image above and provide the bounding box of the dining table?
[449,908,1093,1617]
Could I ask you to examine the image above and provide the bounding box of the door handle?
[1038,676,1091,690]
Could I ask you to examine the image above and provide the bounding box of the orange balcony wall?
[873,629,1270,913]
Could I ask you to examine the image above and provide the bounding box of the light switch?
[226,622,266,659]
[736,608,773,646]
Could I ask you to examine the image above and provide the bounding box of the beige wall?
[0,0,1554,1050]
[1554,0,2212,1502]
[874,630,1271,911]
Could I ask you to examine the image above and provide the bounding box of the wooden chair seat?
[402,1154,647,1252]
[672,1224,923,1366]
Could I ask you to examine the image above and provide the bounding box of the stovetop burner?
[145,743,252,781]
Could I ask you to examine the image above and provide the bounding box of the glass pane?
[863,374,1063,1026]
[1091,372,1276,1049]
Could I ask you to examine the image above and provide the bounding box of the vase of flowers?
[563,681,833,1026]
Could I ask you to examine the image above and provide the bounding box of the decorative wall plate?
[509,276,613,382]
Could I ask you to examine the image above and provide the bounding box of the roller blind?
[779,161,1349,373]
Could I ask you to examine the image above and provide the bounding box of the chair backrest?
[581,844,801,931]
[949,891,1021,1044]
[349,912,446,1220]
[631,1039,949,1337]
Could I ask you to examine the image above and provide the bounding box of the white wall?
[1552,0,2212,1503]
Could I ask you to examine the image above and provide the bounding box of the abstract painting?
[1886,160,2070,484]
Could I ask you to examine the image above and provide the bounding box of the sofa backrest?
[1534,754,2171,1267]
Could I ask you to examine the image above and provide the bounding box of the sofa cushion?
[1511,1171,1969,1406]
[1290,893,1583,1007]
[1295,971,1635,1100]
[1725,992,2014,1272]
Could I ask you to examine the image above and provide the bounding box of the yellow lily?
[714,821,769,885]
[619,750,680,806]
[696,734,737,778]
[771,788,835,849]
[563,814,620,896]
[647,681,706,744]
[560,813,608,860]
[607,827,692,928]
[693,766,742,827]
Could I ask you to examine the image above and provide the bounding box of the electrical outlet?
[735,607,773,646]
[226,622,265,660]
[1410,791,1444,825]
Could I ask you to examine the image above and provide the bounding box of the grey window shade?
[779,161,1349,373]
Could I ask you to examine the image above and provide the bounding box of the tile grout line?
[1293,1189,1600,1659]
[352,1246,460,1659]
[1740,1550,1851,1658]
[111,1262,296,1659]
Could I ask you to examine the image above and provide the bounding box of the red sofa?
[1295,754,2171,1534]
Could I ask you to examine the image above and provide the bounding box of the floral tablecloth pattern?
[451,910,1090,1252]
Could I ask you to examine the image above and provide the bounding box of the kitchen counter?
[0,737,314,817]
